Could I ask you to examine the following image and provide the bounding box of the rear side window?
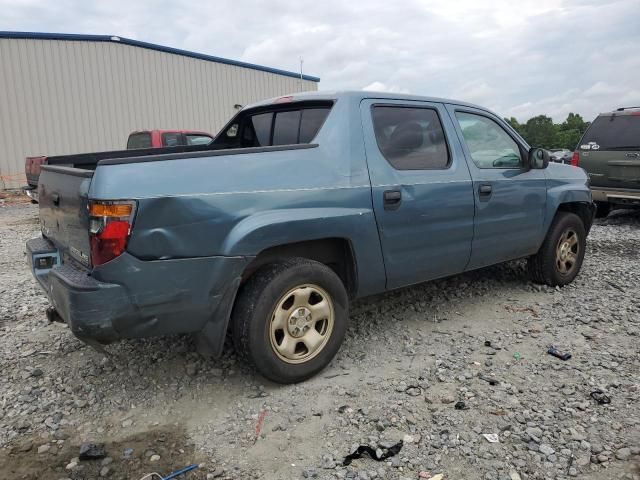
[372,106,450,170]
[185,134,213,146]
[217,103,332,148]
[581,114,640,150]
[127,132,152,149]
[162,132,183,147]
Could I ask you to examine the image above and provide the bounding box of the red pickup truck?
[24,130,213,202]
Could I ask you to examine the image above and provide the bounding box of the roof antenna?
[299,56,304,91]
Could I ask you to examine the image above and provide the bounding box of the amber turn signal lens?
[89,203,133,217]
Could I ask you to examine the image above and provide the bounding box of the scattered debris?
[254,408,267,443]
[605,280,625,292]
[454,401,468,410]
[342,440,403,466]
[478,373,499,385]
[590,390,611,405]
[513,352,522,361]
[547,345,572,361]
[160,463,199,479]
[79,442,107,460]
[482,433,499,443]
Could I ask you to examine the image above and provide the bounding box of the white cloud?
[0,0,638,122]
[362,82,410,94]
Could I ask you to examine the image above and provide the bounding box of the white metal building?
[0,32,319,189]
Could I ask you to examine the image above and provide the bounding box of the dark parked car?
[27,91,594,383]
[572,106,640,217]
[549,149,572,164]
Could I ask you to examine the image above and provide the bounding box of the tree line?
[504,113,590,150]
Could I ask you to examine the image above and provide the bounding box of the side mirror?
[528,147,550,169]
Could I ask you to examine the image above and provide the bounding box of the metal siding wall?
[0,38,318,189]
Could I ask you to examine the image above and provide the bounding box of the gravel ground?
[0,201,639,480]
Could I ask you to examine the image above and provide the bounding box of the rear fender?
[221,208,386,297]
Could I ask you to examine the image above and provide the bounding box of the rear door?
[447,105,547,269]
[360,99,475,289]
[577,113,640,190]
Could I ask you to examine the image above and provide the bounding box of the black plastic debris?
[478,374,499,386]
[454,401,468,410]
[342,440,403,466]
[338,405,349,414]
[79,442,106,460]
[547,345,571,361]
[484,340,492,347]
[590,390,611,405]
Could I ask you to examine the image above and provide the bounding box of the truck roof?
[244,90,491,113]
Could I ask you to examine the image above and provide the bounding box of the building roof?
[0,31,320,82]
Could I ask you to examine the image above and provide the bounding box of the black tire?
[231,258,349,384]
[594,201,611,218]
[528,212,586,286]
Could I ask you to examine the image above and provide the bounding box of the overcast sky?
[2,0,638,122]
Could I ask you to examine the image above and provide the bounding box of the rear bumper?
[26,237,248,354]
[22,185,38,203]
[591,186,640,204]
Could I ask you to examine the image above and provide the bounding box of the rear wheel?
[232,258,349,384]
[528,212,586,286]
[594,201,611,218]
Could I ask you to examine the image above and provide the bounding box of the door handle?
[478,184,492,196]
[383,189,402,210]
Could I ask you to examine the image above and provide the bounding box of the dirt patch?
[0,426,209,480]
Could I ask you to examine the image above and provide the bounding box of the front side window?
[455,112,522,169]
[372,106,450,170]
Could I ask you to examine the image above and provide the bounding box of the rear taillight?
[570,151,579,167]
[88,200,136,266]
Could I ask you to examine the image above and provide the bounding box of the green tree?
[505,112,591,150]
[523,115,556,149]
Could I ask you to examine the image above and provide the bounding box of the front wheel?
[528,212,586,286]
[231,258,349,384]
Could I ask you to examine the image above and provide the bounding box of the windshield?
[581,114,640,150]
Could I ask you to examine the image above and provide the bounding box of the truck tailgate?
[38,166,93,267]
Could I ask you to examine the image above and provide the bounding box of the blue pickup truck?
[27,91,594,383]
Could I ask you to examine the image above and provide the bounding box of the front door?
[446,106,547,270]
[360,99,475,289]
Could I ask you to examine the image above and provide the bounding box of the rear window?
[185,134,213,146]
[581,114,640,150]
[215,102,332,149]
[126,132,152,149]
[162,132,183,147]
